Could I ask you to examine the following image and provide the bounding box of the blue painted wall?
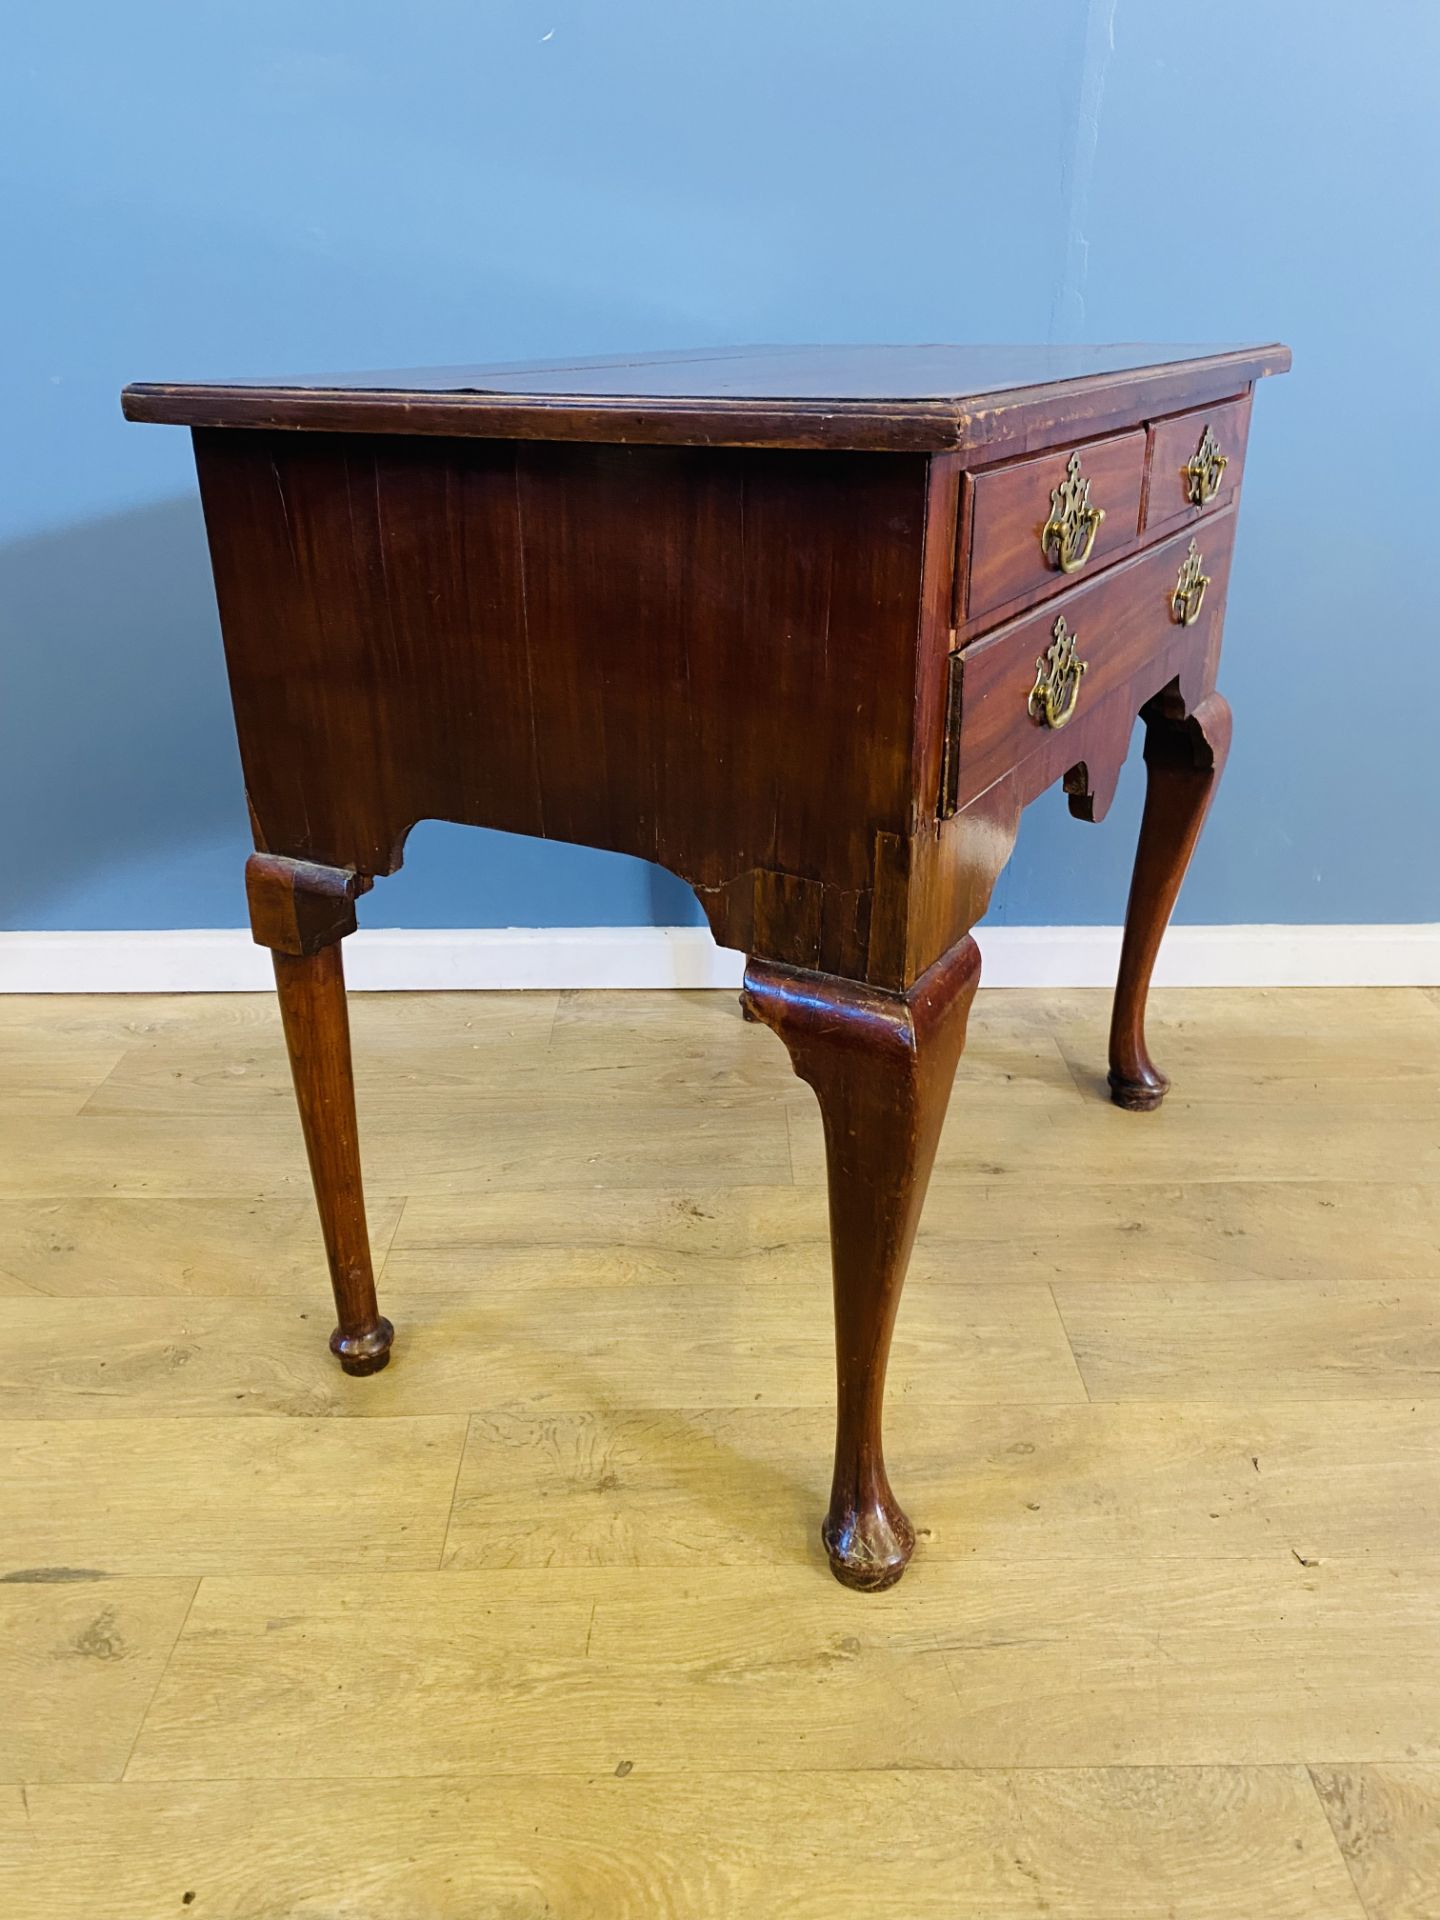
[3,2,1434,933]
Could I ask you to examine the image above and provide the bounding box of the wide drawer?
[943,511,1237,814]
[1144,393,1251,534]
[963,428,1146,624]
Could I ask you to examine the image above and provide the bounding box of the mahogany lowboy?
[124,343,1288,1590]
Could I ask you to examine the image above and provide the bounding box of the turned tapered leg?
[742,939,981,1591]
[272,944,392,1373]
[247,853,392,1375]
[1109,691,1232,1111]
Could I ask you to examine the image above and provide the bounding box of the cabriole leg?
[247,853,392,1375]
[1109,690,1233,1110]
[742,939,981,1590]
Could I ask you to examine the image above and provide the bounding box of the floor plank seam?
[435,1414,475,1570]
[114,1575,201,1786]
[1046,1281,1093,1402]
[72,1759,1424,1786]
[1305,1763,1377,1920]
[539,991,564,1051]
[373,1193,410,1282]
[780,1104,805,1187]
[1048,1033,1094,1103]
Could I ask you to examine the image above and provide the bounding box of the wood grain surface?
[1,981,1435,1918]
[122,340,1291,454]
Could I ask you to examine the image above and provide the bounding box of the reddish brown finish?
[1109,690,1234,1111]
[1144,393,1252,537]
[245,852,372,956]
[950,511,1237,813]
[742,940,981,1590]
[964,428,1146,623]
[124,341,1287,1587]
[122,342,1290,454]
[258,858,392,1376]
[196,432,930,990]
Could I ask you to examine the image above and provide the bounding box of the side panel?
[192,431,931,984]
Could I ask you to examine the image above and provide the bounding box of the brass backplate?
[1185,424,1228,505]
[1027,614,1088,729]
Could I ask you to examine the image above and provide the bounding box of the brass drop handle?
[1027,614,1088,729]
[1185,424,1228,505]
[1040,450,1105,573]
[1171,538,1210,626]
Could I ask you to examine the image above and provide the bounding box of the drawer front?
[1145,393,1251,534]
[944,511,1237,814]
[964,429,1146,624]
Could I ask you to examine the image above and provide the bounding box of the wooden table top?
[122,341,1290,453]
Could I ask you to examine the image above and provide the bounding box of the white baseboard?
[0,923,1436,993]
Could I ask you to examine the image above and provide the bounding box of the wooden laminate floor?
[1,984,1438,1919]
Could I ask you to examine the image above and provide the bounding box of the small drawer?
[943,512,1237,815]
[1144,393,1251,534]
[963,429,1146,624]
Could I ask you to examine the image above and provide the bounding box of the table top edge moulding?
[120,340,1291,453]
[123,337,1289,1591]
